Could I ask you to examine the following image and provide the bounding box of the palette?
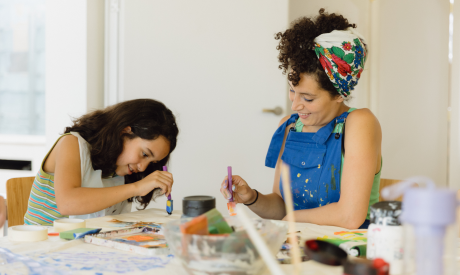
[85,226,169,256]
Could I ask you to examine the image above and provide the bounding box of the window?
[0,0,45,135]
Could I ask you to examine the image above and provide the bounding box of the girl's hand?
[220,175,256,204]
[134,170,173,197]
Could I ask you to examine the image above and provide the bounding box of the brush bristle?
[166,200,173,215]
[227,202,236,216]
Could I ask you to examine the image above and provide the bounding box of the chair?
[379,178,403,202]
[6,177,34,227]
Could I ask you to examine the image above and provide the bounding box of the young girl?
[221,9,382,229]
[24,99,179,225]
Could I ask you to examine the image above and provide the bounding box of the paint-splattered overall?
[266,110,370,227]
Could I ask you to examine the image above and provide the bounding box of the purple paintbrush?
[227,166,236,216]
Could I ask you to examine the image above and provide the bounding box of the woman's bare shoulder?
[347,108,381,130]
[278,115,291,127]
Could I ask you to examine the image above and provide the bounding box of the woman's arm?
[53,135,172,215]
[221,116,291,220]
[284,109,382,229]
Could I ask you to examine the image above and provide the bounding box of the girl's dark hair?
[64,99,179,209]
[275,8,356,98]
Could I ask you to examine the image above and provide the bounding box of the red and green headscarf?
[313,28,367,98]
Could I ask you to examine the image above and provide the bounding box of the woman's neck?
[301,104,350,133]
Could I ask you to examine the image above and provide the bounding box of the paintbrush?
[280,162,301,275]
[164,166,173,215]
[227,166,237,216]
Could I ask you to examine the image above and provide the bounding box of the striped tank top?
[24,132,131,226]
[24,134,71,225]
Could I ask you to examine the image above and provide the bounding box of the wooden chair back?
[379,178,403,202]
[6,177,35,227]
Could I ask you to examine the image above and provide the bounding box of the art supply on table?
[104,218,162,229]
[349,244,367,257]
[180,208,233,235]
[347,244,367,257]
[280,162,301,274]
[180,214,208,235]
[85,226,169,256]
[227,166,237,216]
[278,233,310,265]
[182,195,215,218]
[343,258,389,275]
[54,218,86,233]
[366,201,403,273]
[48,232,59,236]
[163,166,173,215]
[235,203,285,275]
[318,230,367,257]
[304,240,347,266]
[8,225,48,242]
[381,176,459,275]
[163,211,288,275]
[304,239,389,275]
[59,228,102,240]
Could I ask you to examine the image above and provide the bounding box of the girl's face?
[115,130,171,176]
[289,73,345,131]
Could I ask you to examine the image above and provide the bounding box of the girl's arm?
[284,109,382,229]
[53,135,172,215]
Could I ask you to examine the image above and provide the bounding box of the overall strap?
[339,108,356,156]
[265,114,298,168]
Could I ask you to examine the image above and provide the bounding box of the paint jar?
[380,176,459,275]
[182,196,215,218]
[366,201,403,274]
[343,258,389,275]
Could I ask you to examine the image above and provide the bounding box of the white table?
[0,208,457,275]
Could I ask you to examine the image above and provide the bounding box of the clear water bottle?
[381,176,459,275]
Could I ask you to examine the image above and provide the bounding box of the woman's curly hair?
[64,98,179,209]
[275,8,356,97]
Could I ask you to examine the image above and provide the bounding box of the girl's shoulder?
[54,133,91,165]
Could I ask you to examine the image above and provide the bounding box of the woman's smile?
[298,112,311,119]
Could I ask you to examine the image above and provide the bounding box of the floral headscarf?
[313,28,367,98]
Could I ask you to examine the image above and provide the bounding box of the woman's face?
[289,73,344,130]
[115,131,170,176]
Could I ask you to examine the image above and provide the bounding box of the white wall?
[449,1,460,190]
[289,0,451,187]
[376,0,449,186]
[122,0,289,215]
[46,0,104,149]
[288,0,371,110]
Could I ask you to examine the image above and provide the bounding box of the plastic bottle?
[366,201,403,274]
[381,176,458,275]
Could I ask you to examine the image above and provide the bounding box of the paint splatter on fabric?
[0,247,174,274]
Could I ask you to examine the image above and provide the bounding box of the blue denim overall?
[265,111,370,227]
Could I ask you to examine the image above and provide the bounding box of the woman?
[220,9,381,229]
[24,99,178,225]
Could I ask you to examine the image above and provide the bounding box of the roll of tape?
[54,219,86,232]
[8,225,48,242]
